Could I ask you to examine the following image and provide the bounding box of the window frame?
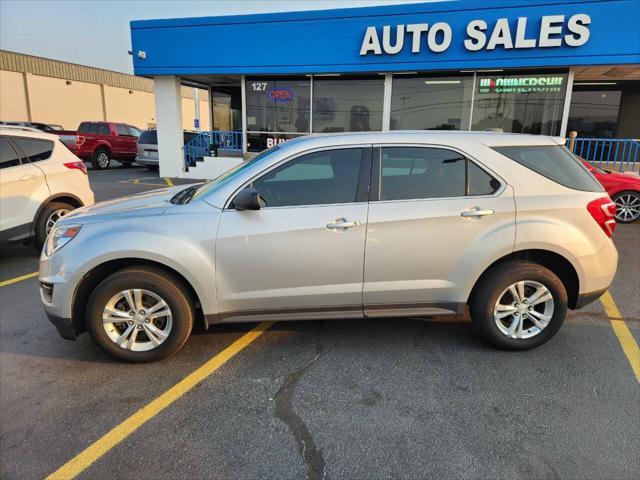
[370,144,504,202]
[10,136,55,164]
[225,144,373,210]
[0,136,25,169]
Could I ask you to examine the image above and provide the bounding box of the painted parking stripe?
[46,321,274,480]
[601,291,640,383]
[164,177,174,187]
[0,271,38,287]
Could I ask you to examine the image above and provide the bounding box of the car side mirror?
[233,187,261,211]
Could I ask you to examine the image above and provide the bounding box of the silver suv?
[39,132,618,362]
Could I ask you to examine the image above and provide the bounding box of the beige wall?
[0,70,29,121]
[104,85,156,129]
[1,69,210,132]
[26,74,104,129]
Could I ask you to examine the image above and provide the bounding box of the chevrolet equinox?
[39,132,618,362]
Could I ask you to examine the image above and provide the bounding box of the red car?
[56,121,142,170]
[581,160,640,223]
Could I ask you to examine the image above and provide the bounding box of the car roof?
[0,126,59,140]
[278,130,565,154]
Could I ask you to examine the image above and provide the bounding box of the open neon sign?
[268,87,294,103]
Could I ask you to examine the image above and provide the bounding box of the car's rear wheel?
[469,260,567,350]
[91,149,111,170]
[612,191,640,223]
[86,267,194,362]
[34,201,74,248]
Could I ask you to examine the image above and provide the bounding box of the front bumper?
[45,310,76,340]
[574,288,607,309]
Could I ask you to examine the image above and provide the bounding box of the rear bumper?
[574,288,607,309]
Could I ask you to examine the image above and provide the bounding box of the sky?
[0,0,429,74]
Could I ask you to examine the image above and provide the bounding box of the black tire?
[146,165,159,171]
[469,260,568,350]
[34,201,75,248]
[121,160,134,168]
[612,190,640,224]
[91,148,111,170]
[86,267,194,363]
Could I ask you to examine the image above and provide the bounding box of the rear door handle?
[326,218,361,230]
[461,208,495,218]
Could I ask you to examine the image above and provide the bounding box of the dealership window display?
[390,75,474,130]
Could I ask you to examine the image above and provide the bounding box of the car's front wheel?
[469,260,568,350]
[86,267,194,362]
[612,191,640,223]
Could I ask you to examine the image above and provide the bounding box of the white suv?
[39,132,618,362]
[1,127,94,247]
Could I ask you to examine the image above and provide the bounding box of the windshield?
[189,145,282,202]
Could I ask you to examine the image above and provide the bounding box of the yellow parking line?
[0,271,38,287]
[601,291,640,383]
[133,178,140,184]
[164,177,174,187]
[46,321,274,480]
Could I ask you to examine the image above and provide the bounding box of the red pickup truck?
[57,121,142,169]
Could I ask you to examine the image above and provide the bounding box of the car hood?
[62,185,196,224]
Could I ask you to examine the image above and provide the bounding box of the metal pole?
[241,75,248,155]
[382,73,392,131]
[193,87,201,132]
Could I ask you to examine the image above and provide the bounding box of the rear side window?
[0,137,22,169]
[138,130,158,145]
[97,124,110,135]
[12,137,54,162]
[493,145,602,192]
[378,147,499,201]
[78,122,92,133]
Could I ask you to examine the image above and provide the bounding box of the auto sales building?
[130,0,640,178]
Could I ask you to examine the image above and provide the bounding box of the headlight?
[44,225,82,257]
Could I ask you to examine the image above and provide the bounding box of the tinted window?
[252,149,363,207]
[128,126,142,137]
[78,122,92,133]
[115,125,129,136]
[0,137,21,169]
[97,124,110,135]
[379,147,466,200]
[493,146,602,192]
[138,130,157,145]
[468,161,499,196]
[12,137,54,162]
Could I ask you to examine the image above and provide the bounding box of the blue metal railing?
[567,138,639,172]
[183,130,242,168]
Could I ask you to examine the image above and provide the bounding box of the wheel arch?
[71,258,207,336]
[468,249,580,309]
[31,193,85,237]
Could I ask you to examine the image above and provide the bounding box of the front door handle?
[461,208,495,218]
[326,218,361,230]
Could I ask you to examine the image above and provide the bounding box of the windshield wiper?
[170,185,199,205]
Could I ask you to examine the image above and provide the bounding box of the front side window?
[12,137,54,162]
[115,125,129,136]
[0,137,22,169]
[252,148,364,207]
[378,147,499,201]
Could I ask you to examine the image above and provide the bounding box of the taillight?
[587,197,616,237]
[76,135,85,146]
[64,161,87,175]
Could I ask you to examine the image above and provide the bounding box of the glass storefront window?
[472,72,568,135]
[390,75,473,130]
[567,90,622,138]
[312,77,384,133]
[245,77,310,134]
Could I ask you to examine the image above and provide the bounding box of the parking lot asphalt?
[1,166,638,480]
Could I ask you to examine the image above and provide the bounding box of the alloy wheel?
[45,208,70,235]
[102,289,173,352]
[493,280,554,339]
[614,193,640,223]
[97,152,110,168]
